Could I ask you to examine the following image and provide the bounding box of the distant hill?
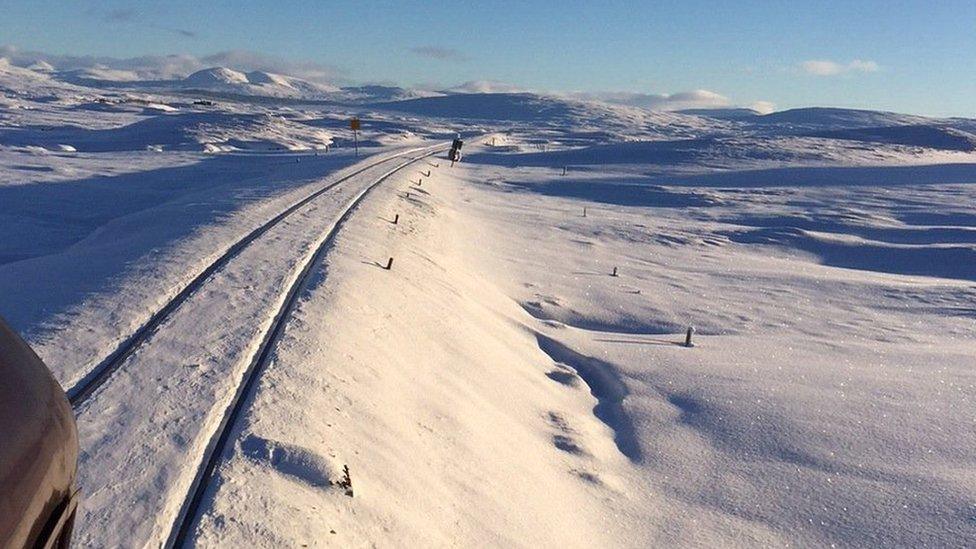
[368,92,718,140]
[0,57,91,99]
[677,108,761,120]
[372,93,574,122]
[741,107,976,151]
[333,85,443,103]
[752,107,930,130]
[810,125,976,152]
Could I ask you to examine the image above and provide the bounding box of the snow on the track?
[72,154,435,548]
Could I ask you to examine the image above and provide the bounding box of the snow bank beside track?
[194,144,639,547]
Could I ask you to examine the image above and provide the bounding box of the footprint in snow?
[546,364,581,388]
[240,434,350,493]
[547,412,589,457]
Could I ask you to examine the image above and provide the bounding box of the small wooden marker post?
[685,326,695,347]
[583,207,587,218]
[611,266,618,277]
[350,117,361,157]
[393,214,399,225]
[384,257,394,270]
[562,166,567,176]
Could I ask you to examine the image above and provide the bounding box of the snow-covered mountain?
[178,67,339,98]
[25,60,55,73]
[0,57,92,101]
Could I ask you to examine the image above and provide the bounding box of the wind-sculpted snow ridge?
[534,333,642,461]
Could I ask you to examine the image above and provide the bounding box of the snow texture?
[1,62,974,547]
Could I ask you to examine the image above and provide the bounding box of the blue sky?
[3,0,975,116]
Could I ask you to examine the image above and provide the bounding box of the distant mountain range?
[42,64,440,103]
[3,58,975,153]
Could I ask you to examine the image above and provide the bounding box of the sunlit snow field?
[1,59,974,546]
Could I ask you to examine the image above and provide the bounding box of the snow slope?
[189,137,976,546]
[0,57,93,101]
[810,124,976,152]
[751,107,934,130]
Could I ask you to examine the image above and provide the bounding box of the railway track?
[68,143,446,547]
[67,143,445,408]
[166,147,443,546]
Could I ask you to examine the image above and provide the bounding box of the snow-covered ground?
[2,60,975,547]
[189,136,975,547]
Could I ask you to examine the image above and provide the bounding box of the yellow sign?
[350,118,361,131]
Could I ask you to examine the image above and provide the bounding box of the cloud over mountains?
[0,45,342,83]
[577,89,734,110]
[800,59,879,76]
[410,46,467,62]
[0,44,771,112]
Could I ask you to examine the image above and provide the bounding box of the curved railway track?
[67,144,445,408]
[150,147,443,547]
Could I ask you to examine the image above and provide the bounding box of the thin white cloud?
[151,25,197,39]
[570,89,733,111]
[800,59,879,76]
[747,100,776,114]
[847,59,880,72]
[86,7,196,38]
[448,80,527,93]
[409,46,467,62]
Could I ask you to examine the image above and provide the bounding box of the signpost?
[350,117,361,156]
